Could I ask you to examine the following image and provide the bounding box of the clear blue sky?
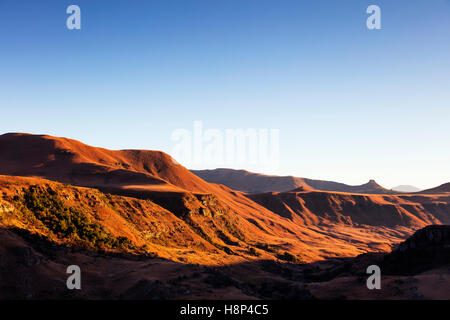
[1,0,449,189]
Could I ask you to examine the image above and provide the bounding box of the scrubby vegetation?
[255,242,279,254]
[248,246,261,257]
[217,216,246,242]
[277,251,305,264]
[184,216,233,254]
[17,185,133,250]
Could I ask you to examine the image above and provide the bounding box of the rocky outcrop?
[381,225,450,275]
[396,225,450,251]
[0,200,14,214]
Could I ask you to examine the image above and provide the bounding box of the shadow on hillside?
[1,225,449,300]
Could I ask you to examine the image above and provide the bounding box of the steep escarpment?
[247,190,450,228]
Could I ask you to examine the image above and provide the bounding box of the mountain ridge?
[192,168,395,194]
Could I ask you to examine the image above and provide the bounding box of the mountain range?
[191,168,395,194]
[0,132,449,299]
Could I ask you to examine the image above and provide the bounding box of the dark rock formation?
[381,225,450,275]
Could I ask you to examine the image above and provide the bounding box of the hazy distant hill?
[391,185,421,193]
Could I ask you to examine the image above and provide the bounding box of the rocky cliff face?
[248,190,450,228]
